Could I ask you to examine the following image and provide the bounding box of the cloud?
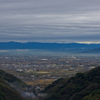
[0,0,100,43]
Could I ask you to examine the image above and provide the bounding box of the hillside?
[0,70,28,100]
[0,79,23,100]
[44,66,100,100]
[0,70,27,87]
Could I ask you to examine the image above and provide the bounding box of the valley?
[0,55,100,88]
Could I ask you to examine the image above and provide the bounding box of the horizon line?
[0,41,100,44]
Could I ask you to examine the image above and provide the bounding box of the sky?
[0,0,100,43]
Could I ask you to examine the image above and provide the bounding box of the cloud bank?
[0,0,100,43]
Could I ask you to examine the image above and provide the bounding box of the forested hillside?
[0,70,27,100]
[44,66,100,100]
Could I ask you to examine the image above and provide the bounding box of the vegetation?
[44,66,100,100]
[0,70,27,87]
[0,70,27,100]
[0,79,23,100]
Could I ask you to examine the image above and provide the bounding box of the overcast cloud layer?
[0,0,100,43]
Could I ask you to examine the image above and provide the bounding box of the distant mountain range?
[0,41,100,53]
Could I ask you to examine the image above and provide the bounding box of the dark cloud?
[0,0,100,43]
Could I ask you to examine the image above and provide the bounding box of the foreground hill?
[0,79,23,100]
[0,70,27,100]
[44,66,100,100]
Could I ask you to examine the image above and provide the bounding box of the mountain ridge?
[0,41,100,51]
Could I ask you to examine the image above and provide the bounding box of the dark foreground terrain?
[0,70,35,100]
[43,66,100,100]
